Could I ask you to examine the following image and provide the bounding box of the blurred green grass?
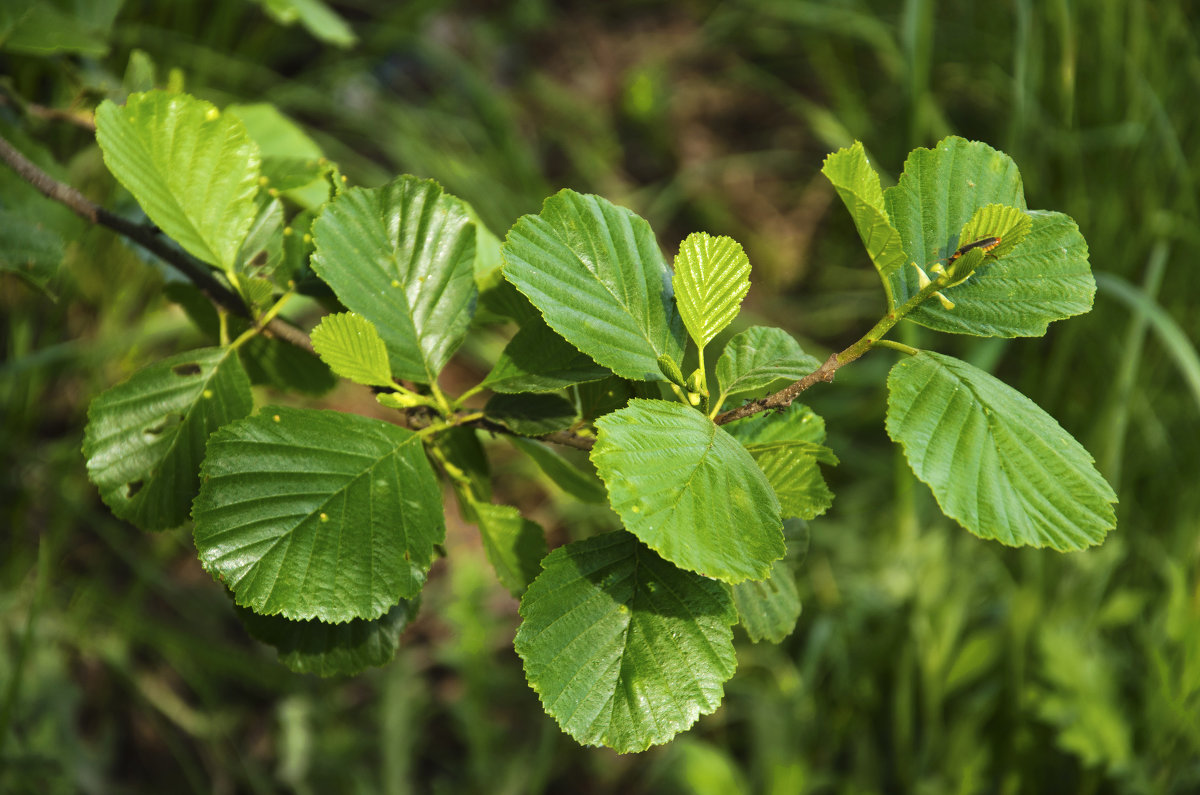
[2,0,1199,792]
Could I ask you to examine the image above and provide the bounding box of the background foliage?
[2,0,1198,792]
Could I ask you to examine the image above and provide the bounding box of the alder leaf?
[193,407,444,622]
[732,559,801,644]
[83,347,253,531]
[502,190,685,381]
[237,598,417,676]
[480,317,610,394]
[309,312,394,387]
[591,399,784,583]
[310,175,477,383]
[672,232,751,350]
[95,91,261,271]
[470,502,547,597]
[744,440,838,520]
[515,531,737,753]
[886,351,1117,550]
[821,141,908,308]
[715,326,822,402]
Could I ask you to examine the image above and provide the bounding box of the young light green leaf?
[470,502,547,597]
[732,559,801,644]
[672,232,751,349]
[886,351,1117,550]
[744,440,838,520]
[821,141,909,308]
[715,326,823,401]
[510,437,607,504]
[83,347,253,532]
[193,407,445,622]
[724,402,826,446]
[502,190,685,381]
[484,393,577,436]
[515,532,737,753]
[591,399,784,583]
[310,176,477,384]
[908,210,1095,337]
[237,598,417,677]
[95,91,262,271]
[480,318,610,394]
[310,312,394,387]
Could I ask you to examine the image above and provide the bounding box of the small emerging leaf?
[886,351,1117,550]
[672,232,751,350]
[515,531,737,753]
[310,312,394,387]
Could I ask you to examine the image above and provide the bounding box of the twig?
[0,132,314,353]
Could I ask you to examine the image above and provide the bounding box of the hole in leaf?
[144,413,183,437]
[126,480,144,498]
[172,362,203,376]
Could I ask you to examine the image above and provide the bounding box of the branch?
[0,132,314,354]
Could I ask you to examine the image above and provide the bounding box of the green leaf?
[485,393,577,436]
[744,441,837,520]
[724,402,826,446]
[433,428,491,507]
[510,437,607,504]
[470,502,547,597]
[255,0,357,47]
[885,137,1025,279]
[514,531,737,753]
[591,399,784,583]
[234,195,285,280]
[732,559,801,644]
[480,318,610,394]
[672,232,751,350]
[83,347,253,531]
[193,407,445,621]
[0,0,114,55]
[95,91,262,271]
[227,103,323,160]
[0,208,63,297]
[909,210,1095,337]
[310,312,394,387]
[310,176,477,384]
[715,326,823,401]
[237,598,417,677]
[821,141,909,308]
[238,333,337,396]
[502,190,685,381]
[886,351,1117,550]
